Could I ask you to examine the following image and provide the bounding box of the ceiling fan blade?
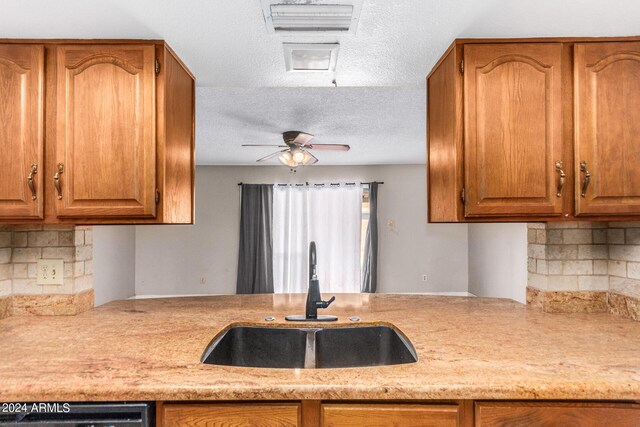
[303,151,319,165]
[283,131,314,146]
[293,132,314,146]
[242,144,288,147]
[307,144,350,151]
[256,149,288,162]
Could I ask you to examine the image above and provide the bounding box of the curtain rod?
[238,181,384,186]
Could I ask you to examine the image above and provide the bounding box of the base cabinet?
[475,402,640,427]
[159,401,640,427]
[321,404,460,427]
[162,403,301,427]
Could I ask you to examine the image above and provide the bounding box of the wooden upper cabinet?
[55,45,157,218]
[464,43,564,217]
[0,44,44,219]
[574,42,640,216]
[428,38,640,222]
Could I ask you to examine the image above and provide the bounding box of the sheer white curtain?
[273,184,363,294]
[273,186,308,294]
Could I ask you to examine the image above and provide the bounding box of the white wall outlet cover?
[37,259,64,285]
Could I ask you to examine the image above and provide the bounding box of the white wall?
[467,223,528,303]
[93,226,136,305]
[134,165,469,295]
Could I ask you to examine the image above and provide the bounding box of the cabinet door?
[322,404,459,427]
[55,45,156,218]
[464,43,564,217]
[161,403,300,427]
[0,44,44,218]
[575,42,640,215]
[475,401,640,427]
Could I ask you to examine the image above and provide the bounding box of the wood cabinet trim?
[158,400,640,427]
[427,46,464,222]
[428,36,640,77]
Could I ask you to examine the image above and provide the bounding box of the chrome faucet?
[286,241,337,322]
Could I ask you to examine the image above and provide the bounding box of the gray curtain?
[236,184,274,294]
[361,182,379,293]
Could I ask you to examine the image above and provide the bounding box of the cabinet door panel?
[575,42,640,215]
[0,44,44,218]
[464,43,563,217]
[162,403,300,427]
[322,404,459,427]
[475,401,640,427]
[55,45,156,218]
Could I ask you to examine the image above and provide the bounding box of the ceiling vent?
[283,43,339,72]
[261,1,362,34]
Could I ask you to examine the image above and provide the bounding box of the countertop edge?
[2,384,639,402]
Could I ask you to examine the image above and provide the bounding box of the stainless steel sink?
[201,324,417,369]
[200,326,308,368]
[314,326,417,368]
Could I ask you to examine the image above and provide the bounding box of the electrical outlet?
[421,274,428,282]
[37,259,64,285]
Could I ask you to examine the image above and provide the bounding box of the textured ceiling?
[196,87,425,165]
[2,0,639,87]
[2,0,639,164]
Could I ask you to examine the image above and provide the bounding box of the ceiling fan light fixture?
[292,149,306,163]
[278,151,298,167]
[246,130,349,166]
[278,149,315,167]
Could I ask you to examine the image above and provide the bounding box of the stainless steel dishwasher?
[0,403,152,426]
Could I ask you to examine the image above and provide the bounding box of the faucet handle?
[317,296,335,309]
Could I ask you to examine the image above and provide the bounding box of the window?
[236,182,378,295]
[272,184,365,294]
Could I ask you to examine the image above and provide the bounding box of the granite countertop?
[0,294,639,401]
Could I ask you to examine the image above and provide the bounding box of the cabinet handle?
[27,163,38,200]
[580,161,591,198]
[555,160,565,197]
[53,163,64,200]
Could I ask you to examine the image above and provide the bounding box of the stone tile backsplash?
[527,221,640,319]
[0,225,93,318]
[529,222,608,292]
[528,222,640,291]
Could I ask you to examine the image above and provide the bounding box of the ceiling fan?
[242,131,350,167]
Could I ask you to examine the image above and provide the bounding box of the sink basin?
[201,324,417,369]
[315,326,417,368]
[201,326,308,368]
